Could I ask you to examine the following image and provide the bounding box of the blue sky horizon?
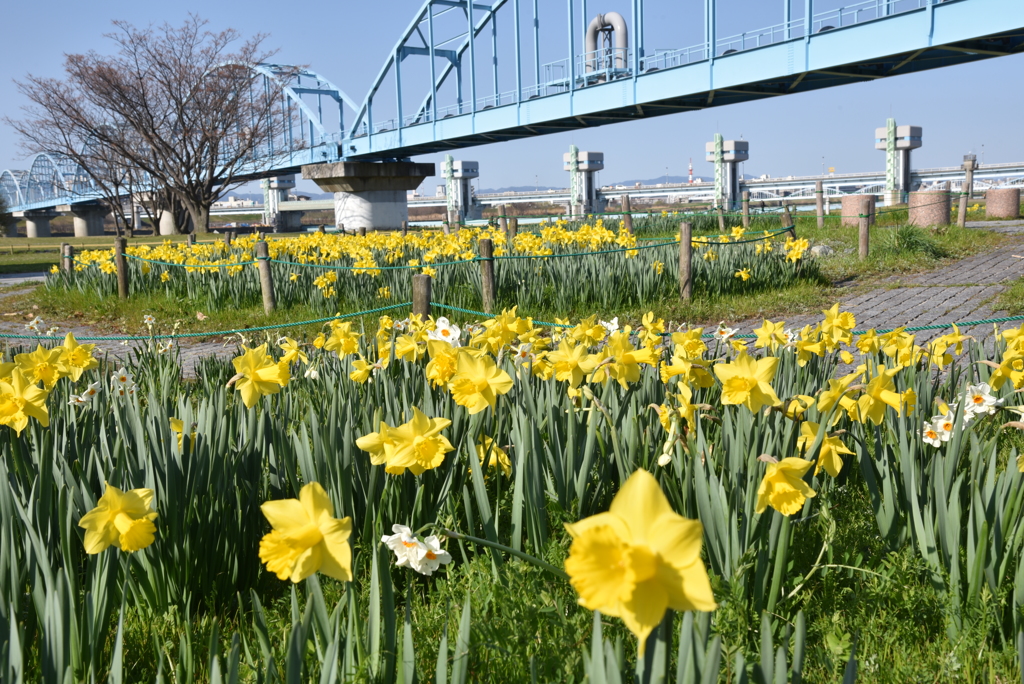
[2,0,1022,195]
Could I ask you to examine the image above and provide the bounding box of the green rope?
[429,303,1024,340]
[124,254,259,268]
[0,303,413,342]
[269,257,479,270]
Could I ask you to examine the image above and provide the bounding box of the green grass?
[996,276,1024,315]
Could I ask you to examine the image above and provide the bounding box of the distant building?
[213,196,258,208]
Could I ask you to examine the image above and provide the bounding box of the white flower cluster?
[426,317,462,347]
[921,383,1000,447]
[110,368,138,398]
[68,382,102,407]
[25,316,44,333]
[381,524,452,576]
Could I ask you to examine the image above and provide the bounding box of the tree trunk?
[180,196,211,234]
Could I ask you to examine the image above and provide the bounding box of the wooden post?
[498,204,508,235]
[479,238,495,314]
[679,222,693,301]
[508,217,518,242]
[716,204,726,231]
[815,180,825,229]
[317,225,326,234]
[358,226,367,237]
[61,243,73,273]
[401,220,408,237]
[957,160,976,228]
[858,197,871,261]
[187,233,195,247]
[337,222,345,235]
[621,195,634,234]
[782,206,796,239]
[412,274,432,318]
[255,241,276,314]
[114,238,129,300]
[741,191,750,229]
[223,231,232,247]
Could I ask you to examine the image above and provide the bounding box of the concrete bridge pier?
[2,216,17,238]
[263,176,304,232]
[61,204,108,237]
[22,210,56,238]
[302,162,434,231]
[564,149,605,217]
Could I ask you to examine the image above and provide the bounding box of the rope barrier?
[268,257,479,270]
[0,303,413,342]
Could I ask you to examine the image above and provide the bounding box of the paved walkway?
[739,220,1024,345]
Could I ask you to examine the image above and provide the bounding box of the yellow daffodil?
[78,483,158,554]
[548,339,590,389]
[278,337,308,365]
[0,368,50,435]
[989,352,1024,391]
[848,365,910,424]
[476,435,511,477]
[425,340,459,387]
[364,408,455,475]
[582,332,659,389]
[753,319,788,352]
[797,422,854,477]
[756,457,816,516]
[734,268,751,281]
[821,303,855,349]
[323,322,361,359]
[564,470,716,650]
[230,344,291,408]
[259,482,353,583]
[448,352,514,414]
[713,352,781,413]
[15,345,68,389]
[59,333,99,381]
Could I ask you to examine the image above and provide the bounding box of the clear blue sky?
[2,0,1022,192]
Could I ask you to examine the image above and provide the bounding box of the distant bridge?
[2,0,1023,227]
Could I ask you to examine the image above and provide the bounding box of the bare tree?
[7,16,296,233]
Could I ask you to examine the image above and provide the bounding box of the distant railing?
[716,19,805,55]
[642,44,708,72]
[812,0,929,33]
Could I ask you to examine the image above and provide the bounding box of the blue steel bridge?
[2,0,1024,218]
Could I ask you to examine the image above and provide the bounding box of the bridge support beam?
[23,210,56,238]
[302,162,434,232]
[59,204,108,237]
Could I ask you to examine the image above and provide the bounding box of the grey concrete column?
[303,161,434,231]
[24,211,56,238]
[3,219,18,238]
[68,205,108,237]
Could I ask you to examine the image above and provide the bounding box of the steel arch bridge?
[4,0,1024,214]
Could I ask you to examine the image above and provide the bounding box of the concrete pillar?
[265,175,304,232]
[563,150,606,217]
[159,211,178,236]
[908,189,951,227]
[67,205,107,237]
[302,161,434,232]
[22,211,56,238]
[985,188,1020,219]
[841,194,875,227]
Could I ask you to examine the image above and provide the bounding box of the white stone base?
[334,190,408,231]
[159,212,177,236]
[72,211,106,237]
[25,217,51,238]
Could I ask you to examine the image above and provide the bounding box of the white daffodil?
[513,343,533,363]
[931,412,958,439]
[964,383,998,417]
[393,319,408,333]
[25,316,44,332]
[80,382,102,401]
[46,326,60,336]
[713,323,738,342]
[303,367,320,380]
[784,329,798,346]
[69,395,89,407]
[415,535,452,576]
[111,368,134,388]
[921,421,944,448]
[381,524,422,570]
[143,314,156,327]
[427,317,462,347]
[657,453,673,467]
[599,317,619,335]
[157,340,174,354]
